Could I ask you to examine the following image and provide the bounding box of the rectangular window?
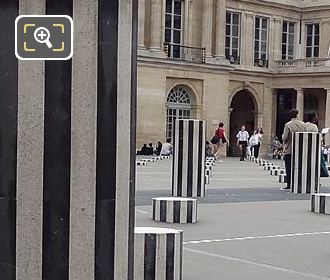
[282,21,295,60]
[254,16,268,67]
[306,23,319,58]
[225,11,240,64]
[165,0,183,58]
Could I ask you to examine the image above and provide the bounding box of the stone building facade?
[137,0,330,155]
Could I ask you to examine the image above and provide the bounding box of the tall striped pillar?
[172,119,206,197]
[291,132,321,194]
[0,0,137,279]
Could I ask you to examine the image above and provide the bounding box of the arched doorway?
[166,85,194,140]
[229,90,256,156]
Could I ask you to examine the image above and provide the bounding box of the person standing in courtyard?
[254,127,263,158]
[213,122,228,162]
[281,109,307,190]
[248,131,259,157]
[236,125,249,161]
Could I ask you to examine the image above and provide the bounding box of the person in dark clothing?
[155,141,162,155]
[147,143,154,155]
[140,144,149,155]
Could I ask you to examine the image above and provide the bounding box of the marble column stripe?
[152,197,198,224]
[0,1,19,279]
[311,194,330,214]
[291,132,320,194]
[172,120,206,198]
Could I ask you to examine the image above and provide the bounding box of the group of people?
[137,139,173,156]
[236,126,263,161]
[281,109,329,190]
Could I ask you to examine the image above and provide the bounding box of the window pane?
[226,25,230,35]
[174,1,181,15]
[261,30,267,41]
[255,18,260,28]
[166,0,172,13]
[226,12,231,24]
[232,38,238,48]
[282,44,287,55]
[233,14,239,25]
[283,21,288,32]
[232,49,238,58]
[165,29,171,42]
[255,30,259,39]
[282,33,287,43]
[262,19,267,29]
[173,30,181,43]
[255,42,259,52]
[254,51,259,59]
[288,45,294,55]
[314,35,319,46]
[261,42,267,52]
[232,26,239,36]
[307,36,312,46]
[314,47,319,57]
[315,24,319,35]
[307,25,313,35]
[174,15,181,29]
[282,54,286,60]
[289,34,294,45]
[225,37,230,47]
[306,47,312,57]
[289,23,294,33]
[261,53,267,60]
[165,15,171,28]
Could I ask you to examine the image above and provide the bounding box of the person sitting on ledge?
[155,141,162,156]
[160,138,173,156]
[137,143,149,155]
[147,143,154,155]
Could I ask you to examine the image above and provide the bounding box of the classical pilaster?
[202,0,214,57]
[149,0,163,53]
[138,0,146,50]
[324,89,330,144]
[268,16,275,69]
[295,88,304,120]
[215,0,226,59]
[320,19,330,58]
[273,17,282,62]
[243,12,254,67]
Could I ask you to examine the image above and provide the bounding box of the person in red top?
[214,123,228,162]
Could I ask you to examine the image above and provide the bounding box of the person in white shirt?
[160,138,173,156]
[248,131,259,157]
[236,126,249,161]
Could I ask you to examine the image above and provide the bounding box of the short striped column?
[172,119,206,197]
[134,227,183,280]
[291,132,321,193]
[279,174,287,183]
[137,161,147,166]
[152,197,197,224]
[260,161,272,166]
[270,169,285,176]
[311,194,330,214]
[264,165,280,171]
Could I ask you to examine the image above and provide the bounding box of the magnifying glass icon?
[34,27,53,49]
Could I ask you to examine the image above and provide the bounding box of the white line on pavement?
[184,247,330,280]
[184,231,330,245]
[136,210,149,214]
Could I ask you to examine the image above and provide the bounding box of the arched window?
[166,86,192,140]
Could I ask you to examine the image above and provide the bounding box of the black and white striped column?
[152,197,197,224]
[0,0,137,279]
[172,119,206,197]
[134,227,183,280]
[291,132,321,194]
[311,194,330,214]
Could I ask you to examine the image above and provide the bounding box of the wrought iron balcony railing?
[163,42,206,64]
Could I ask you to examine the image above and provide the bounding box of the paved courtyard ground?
[135,157,330,280]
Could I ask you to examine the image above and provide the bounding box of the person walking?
[248,131,259,157]
[236,125,249,161]
[281,109,307,190]
[254,127,263,158]
[213,122,228,162]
